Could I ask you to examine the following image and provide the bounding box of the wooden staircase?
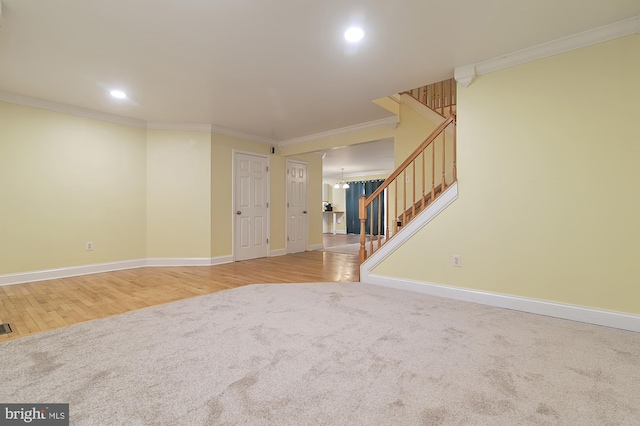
[404,78,456,118]
[358,80,457,264]
[398,182,446,227]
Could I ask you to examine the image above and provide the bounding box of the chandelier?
[333,168,350,189]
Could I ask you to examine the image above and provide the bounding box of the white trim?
[360,182,458,277]
[210,124,278,145]
[455,15,640,86]
[269,249,287,257]
[0,91,147,128]
[0,92,279,144]
[343,170,392,179]
[0,256,236,286]
[147,122,213,132]
[0,259,146,286]
[146,258,212,267]
[453,65,477,88]
[307,244,324,251]
[210,255,234,265]
[363,274,640,333]
[334,230,347,235]
[279,116,398,146]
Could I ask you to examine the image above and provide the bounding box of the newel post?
[359,194,367,264]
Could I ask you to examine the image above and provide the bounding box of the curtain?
[345,180,385,235]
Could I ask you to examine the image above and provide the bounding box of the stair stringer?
[360,182,458,281]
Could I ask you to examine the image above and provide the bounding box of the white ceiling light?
[344,27,364,43]
[334,168,350,189]
[110,90,127,99]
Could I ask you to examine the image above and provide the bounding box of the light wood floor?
[0,249,358,342]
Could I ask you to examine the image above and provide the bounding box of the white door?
[234,152,269,261]
[287,160,308,253]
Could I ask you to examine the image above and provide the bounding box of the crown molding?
[455,14,640,87]
[279,116,398,147]
[210,123,279,145]
[343,170,393,179]
[147,122,278,144]
[0,91,147,128]
[453,65,476,88]
[146,122,212,132]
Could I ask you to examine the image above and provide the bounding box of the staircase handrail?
[359,114,457,264]
[365,114,455,205]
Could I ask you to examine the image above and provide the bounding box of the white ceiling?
[0,0,638,144]
[0,2,638,179]
[322,138,395,181]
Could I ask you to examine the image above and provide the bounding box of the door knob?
[303,210,307,214]
[236,211,241,215]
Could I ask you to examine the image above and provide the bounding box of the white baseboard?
[146,258,213,267]
[308,244,324,251]
[0,256,236,286]
[0,259,147,287]
[334,230,347,235]
[363,274,640,333]
[270,249,287,257]
[210,255,234,265]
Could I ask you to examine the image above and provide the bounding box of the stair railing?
[404,78,457,117]
[359,114,456,264]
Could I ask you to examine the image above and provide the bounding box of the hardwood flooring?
[322,233,362,248]
[0,249,358,342]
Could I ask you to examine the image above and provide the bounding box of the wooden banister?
[359,194,367,264]
[365,115,455,204]
[358,113,457,264]
[405,78,456,117]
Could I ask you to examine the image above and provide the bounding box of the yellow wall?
[146,129,211,258]
[374,35,640,315]
[207,134,321,256]
[0,101,323,275]
[394,104,439,167]
[209,134,274,257]
[0,102,147,274]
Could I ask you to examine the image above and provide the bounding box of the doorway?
[286,160,308,253]
[234,151,269,261]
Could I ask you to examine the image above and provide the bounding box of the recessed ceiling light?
[110,90,127,99]
[344,27,364,43]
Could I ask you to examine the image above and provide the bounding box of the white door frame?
[286,159,308,253]
[232,150,270,261]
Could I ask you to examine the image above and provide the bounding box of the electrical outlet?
[86,241,94,251]
[452,254,461,267]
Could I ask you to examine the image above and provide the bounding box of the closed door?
[287,160,308,253]
[234,152,269,261]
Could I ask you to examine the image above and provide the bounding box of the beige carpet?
[1,283,639,425]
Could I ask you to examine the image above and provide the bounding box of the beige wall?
[146,129,211,258]
[0,102,324,275]
[374,35,640,315]
[210,134,274,257]
[394,104,439,167]
[0,102,147,274]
